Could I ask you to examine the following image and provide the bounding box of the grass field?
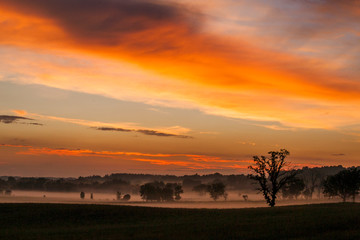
[0,203,359,240]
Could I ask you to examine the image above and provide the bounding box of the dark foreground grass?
[0,203,359,240]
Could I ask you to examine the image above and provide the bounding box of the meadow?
[0,203,359,240]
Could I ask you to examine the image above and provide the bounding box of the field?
[0,203,359,240]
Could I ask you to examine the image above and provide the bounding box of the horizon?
[0,164,354,179]
[1,0,360,177]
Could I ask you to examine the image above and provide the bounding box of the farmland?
[0,203,359,240]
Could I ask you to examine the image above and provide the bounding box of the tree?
[301,168,321,199]
[140,181,163,202]
[207,181,227,201]
[139,181,183,202]
[323,168,360,202]
[122,194,131,201]
[282,177,305,200]
[248,149,297,207]
[174,184,184,200]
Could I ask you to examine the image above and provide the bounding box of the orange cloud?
[2,143,252,171]
[1,0,360,129]
[12,110,27,116]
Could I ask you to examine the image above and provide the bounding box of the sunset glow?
[1,0,359,176]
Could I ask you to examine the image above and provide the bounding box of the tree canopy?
[323,168,360,202]
[248,149,297,207]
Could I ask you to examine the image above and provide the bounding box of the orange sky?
[0,0,359,176]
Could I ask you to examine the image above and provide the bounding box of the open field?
[0,203,359,240]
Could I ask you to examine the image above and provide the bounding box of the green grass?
[0,203,359,240]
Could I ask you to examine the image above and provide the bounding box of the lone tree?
[248,149,297,207]
[207,181,227,201]
[323,168,360,202]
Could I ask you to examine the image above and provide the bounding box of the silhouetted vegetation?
[249,149,297,207]
[207,181,227,201]
[122,194,131,201]
[1,165,358,202]
[282,177,305,200]
[323,168,360,202]
[139,181,183,202]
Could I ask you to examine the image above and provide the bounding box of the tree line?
[1,154,359,205]
[248,149,360,207]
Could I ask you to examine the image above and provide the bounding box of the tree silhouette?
[174,184,183,200]
[323,168,360,202]
[207,181,227,201]
[282,177,305,200]
[248,149,297,207]
[301,168,320,199]
[140,181,183,202]
[122,194,131,201]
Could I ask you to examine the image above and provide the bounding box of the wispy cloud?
[0,115,43,125]
[95,127,192,138]
[1,144,252,171]
[19,111,192,138]
[331,153,345,156]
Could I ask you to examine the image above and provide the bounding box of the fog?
[0,190,344,209]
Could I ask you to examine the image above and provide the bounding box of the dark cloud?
[136,129,192,138]
[96,127,132,132]
[0,115,33,124]
[27,122,44,126]
[0,0,201,48]
[331,153,345,156]
[0,115,42,126]
[94,126,192,139]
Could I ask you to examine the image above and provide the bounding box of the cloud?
[0,0,201,48]
[0,115,44,126]
[2,144,252,171]
[12,110,27,116]
[331,153,345,156]
[0,115,32,124]
[0,0,360,129]
[95,126,193,138]
[20,111,192,138]
[0,114,43,126]
[96,127,132,132]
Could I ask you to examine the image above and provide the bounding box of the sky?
[0,0,359,177]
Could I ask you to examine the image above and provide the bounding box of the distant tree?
[140,181,183,202]
[248,149,297,207]
[162,183,175,201]
[301,168,321,199]
[116,191,121,200]
[80,191,85,199]
[242,195,248,201]
[323,168,360,202]
[122,194,131,201]
[282,177,305,200]
[174,184,184,200]
[207,181,227,201]
[192,184,208,196]
[140,182,162,202]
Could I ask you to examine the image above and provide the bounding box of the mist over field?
[1,165,358,208]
